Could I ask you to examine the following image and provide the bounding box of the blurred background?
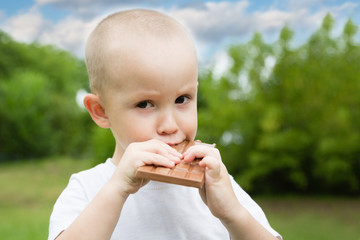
[0,0,359,239]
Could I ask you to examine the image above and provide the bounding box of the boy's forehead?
[103,24,196,74]
[106,36,197,86]
[101,46,195,101]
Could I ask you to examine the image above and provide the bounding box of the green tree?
[0,31,91,160]
[198,14,360,195]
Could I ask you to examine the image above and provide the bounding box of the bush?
[90,127,115,165]
[197,15,360,195]
[0,31,91,160]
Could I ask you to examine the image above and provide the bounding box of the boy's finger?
[139,140,181,165]
[199,156,221,174]
[148,140,183,159]
[183,145,220,163]
[140,152,176,168]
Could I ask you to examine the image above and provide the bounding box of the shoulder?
[68,158,115,196]
[53,158,115,205]
[49,159,116,239]
[72,159,114,181]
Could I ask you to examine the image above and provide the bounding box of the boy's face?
[101,35,198,153]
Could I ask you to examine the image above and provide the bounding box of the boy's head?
[84,9,199,152]
[85,9,197,96]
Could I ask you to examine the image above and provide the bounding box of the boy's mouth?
[168,139,188,147]
[169,140,191,153]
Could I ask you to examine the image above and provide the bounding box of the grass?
[0,157,359,239]
[0,157,91,239]
[256,196,360,240]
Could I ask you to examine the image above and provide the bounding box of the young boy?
[49,9,281,240]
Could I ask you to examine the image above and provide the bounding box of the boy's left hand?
[183,144,241,221]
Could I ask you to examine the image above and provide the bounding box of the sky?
[0,0,359,64]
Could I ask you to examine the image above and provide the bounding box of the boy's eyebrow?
[137,81,197,94]
[124,80,198,101]
[177,82,198,92]
[129,89,162,97]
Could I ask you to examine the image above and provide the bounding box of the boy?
[49,9,281,240]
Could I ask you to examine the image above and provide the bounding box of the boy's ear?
[83,94,111,128]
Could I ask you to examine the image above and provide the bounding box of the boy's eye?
[136,101,153,109]
[175,95,190,104]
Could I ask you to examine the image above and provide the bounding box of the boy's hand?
[111,139,182,197]
[183,145,241,221]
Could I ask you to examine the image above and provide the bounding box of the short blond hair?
[85,9,193,94]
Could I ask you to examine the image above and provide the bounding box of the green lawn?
[256,197,360,240]
[0,157,359,239]
[0,157,91,239]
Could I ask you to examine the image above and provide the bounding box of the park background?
[1,1,360,239]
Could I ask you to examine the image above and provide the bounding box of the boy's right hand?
[109,139,182,197]
[55,139,182,240]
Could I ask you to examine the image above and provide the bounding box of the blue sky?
[0,0,359,64]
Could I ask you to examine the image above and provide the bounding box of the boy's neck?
[111,144,124,166]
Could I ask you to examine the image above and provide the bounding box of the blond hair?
[85,9,193,94]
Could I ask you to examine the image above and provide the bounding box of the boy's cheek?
[182,111,197,136]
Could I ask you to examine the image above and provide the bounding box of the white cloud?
[1,1,358,62]
[212,50,233,80]
[169,1,331,44]
[0,5,99,58]
[165,1,329,62]
[39,15,100,57]
[1,7,50,43]
[261,55,276,80]
[169,1,250,41]
[35,0,164,20]
[76,88,88,108]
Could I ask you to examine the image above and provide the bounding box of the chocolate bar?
[135,140,215,188]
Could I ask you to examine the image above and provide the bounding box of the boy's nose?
[157,110,178,135]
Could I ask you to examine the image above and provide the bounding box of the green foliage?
[198,14,360,195]
[0,31,91,159]
[90,127,115,165]
[1,14,359,195]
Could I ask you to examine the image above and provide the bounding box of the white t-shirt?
[49,158,281,240]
